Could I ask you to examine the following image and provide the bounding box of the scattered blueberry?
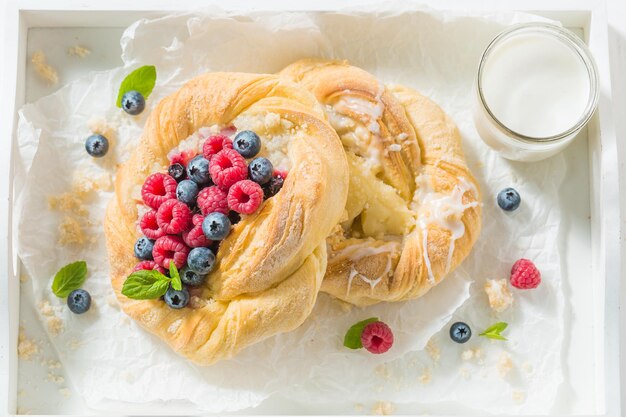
[248,157,273,185]
[67,289,91,314]
[233,130,261,158]
[263,175,284,199]
[187,247,216,275]
[134,236,154,260]
[85,134,109,158]
[164,286,189,309]
[180,267,207,287]
[168,163,186,182]
[450,322,472,344]
[187,155,211,185]
[202,212,231,241]
[121,90,145,115]
[176,180,199,205]
[497,187,521,211]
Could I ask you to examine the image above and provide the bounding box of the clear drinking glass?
[472,23,599,162]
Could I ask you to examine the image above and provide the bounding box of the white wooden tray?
[0,1,620,415]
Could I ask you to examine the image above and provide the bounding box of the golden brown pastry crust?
[104,72,349,365]
[281,60,482,306]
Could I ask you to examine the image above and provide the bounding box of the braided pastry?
[281,60,482,306]
[104,72,349,364]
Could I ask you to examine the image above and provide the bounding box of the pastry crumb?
[17,329,39,360]
[372,401,394,415]
[461,349,474,361]
[58,216,87,246]
[39,300,64,336]
[68,45,91,58]
[511,390,526,404]
[59,387,71,398]
[47,372,65,385]
[48,193,89,217]
[497,352,514,377]
[425,338,440,362]
[484,279,514,313]
[375,364,392,380]
[419,367,431,385]
[31,50,58,85]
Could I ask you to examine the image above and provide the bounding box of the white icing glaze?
[413,175,479,284]
[335,242,398,295]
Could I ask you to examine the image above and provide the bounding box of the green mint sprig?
[116,65,156,108]
[122,263,179,300]
[479,322,508,341]
[51,261,88,297]
[343,317,379,349]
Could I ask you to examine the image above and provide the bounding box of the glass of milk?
[473,23,599,162]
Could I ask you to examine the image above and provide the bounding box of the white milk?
[481,32,590,138]
[473,24,598,162]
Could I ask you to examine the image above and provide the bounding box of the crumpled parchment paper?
[15,4,564,414]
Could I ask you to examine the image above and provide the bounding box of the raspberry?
[274,169,288,180]
[197,186,229,215]
[202,135,233,160]
[510,259,541,289]
[361,321,394,354]
[209,149,248,189]
[170,150,197,167]
[140,210,165,240]
[153,235,190,269]
[182,225,212,248]
[133,261,166,274]
[156,199,192,234]
[192,214,204,226]
[141,173,178,210]
[228,180,263,215]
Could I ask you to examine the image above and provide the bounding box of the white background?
[1,0,625,414]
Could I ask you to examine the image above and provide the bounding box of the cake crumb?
[372,401,394,415]
[59,388,71,398]
[425,338,440,362]
[39,300,64,336]
[375,364,392,380]
[58,216,87,246]
[484,279,514,313]
[48,193,89,217]
[419,367,431,385]
[497,352,514,377]
[511,390,526,404]
[68,45,91,58]
[17,329,39,360]
[43,359,62,370]
[31,50,59,85]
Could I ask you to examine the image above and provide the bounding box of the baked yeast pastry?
[104,73,348,364]
[281,60,482,306]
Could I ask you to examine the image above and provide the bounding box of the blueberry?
[233,130,261,158]
[180,267,207,287]
[67,289,91,314]
[85,134,109,158]
[248,157,273,185]
[228,211,241,225]
[134,236,154,260]
[187,155,211,185]
[164,286,189,309]
[168,163,186,182]
[176,180,199,205]
[263,175,284,199]
[187,247,216,275]
[497,187,521,211]
[449,322,472,344]
[202,212,231,241]
[121,90,145,115]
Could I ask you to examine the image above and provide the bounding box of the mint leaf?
[52,261,87,297]
[169,262,182,291]
[122,270,171,300]
[116,65,156,108]
[479,322,508,341]
[344,317,379,349]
